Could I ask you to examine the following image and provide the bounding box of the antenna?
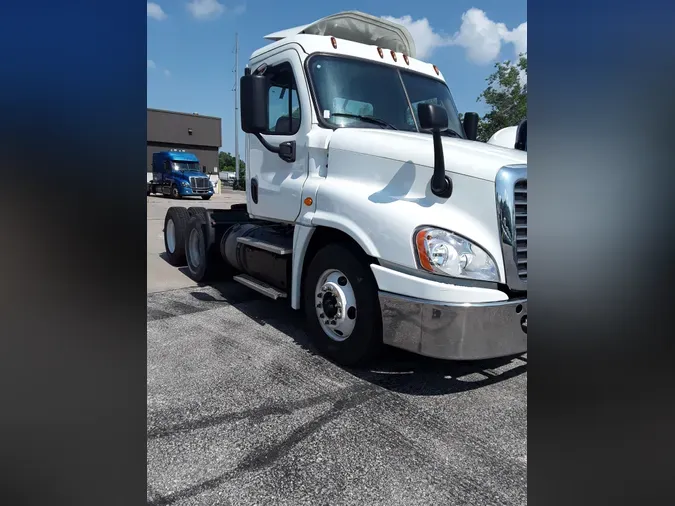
[233,32,240,190]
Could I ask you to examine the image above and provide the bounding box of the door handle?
[251,177,259,204]
[278,141,296,163]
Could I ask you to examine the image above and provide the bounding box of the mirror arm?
[430,129,452,199]
[254,132,280,154]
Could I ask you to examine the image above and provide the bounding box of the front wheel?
[171,185,181,199]
[303,243,382,367]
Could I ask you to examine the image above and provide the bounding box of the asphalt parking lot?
[147,191,527,505]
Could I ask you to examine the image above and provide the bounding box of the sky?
[147,0,527,155]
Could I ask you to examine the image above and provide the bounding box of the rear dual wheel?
[163,207,190,266]
[184,214,230,282]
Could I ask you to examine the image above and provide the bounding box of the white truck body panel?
[487,126,518,150]
[250,35,441,83]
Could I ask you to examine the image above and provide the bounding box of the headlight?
[181,181,190,187]
[414,227,499,282]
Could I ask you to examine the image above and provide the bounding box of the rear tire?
[163,207,190,266]
[184,214,227,282]
[187,206,208,222]
[303,243,382,367]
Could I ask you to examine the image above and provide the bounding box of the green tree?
[476,54,527,141]
[218,151,246,172]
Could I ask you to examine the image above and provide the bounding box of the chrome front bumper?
[379,292,527,360]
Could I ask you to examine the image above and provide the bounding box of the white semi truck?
[162,11,527,366]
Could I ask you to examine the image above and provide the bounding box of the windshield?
[171,161,201,172]
[306,55,464,137]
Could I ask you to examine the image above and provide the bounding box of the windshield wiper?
[331,113,398,130]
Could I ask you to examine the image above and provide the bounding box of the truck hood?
[327,128,526,182]
[176,171,209,179]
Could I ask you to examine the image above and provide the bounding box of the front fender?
[309,211,380,258]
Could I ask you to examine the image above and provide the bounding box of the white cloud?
[186,1,246,20]
[187,0,224,19]
[382,9,526,65]
[452,8,527,65]
[147,2,167,20]
[501,21,527,59]
[164,69,171,77]
[147,59,156,69]
[381,15,451,59]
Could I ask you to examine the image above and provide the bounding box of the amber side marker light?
[331,37,337,49]
[415,229,434,271]
[304,197,313,206]
[403,54,409,65]
[377,47,384,58]
[390,50,397,62]
[433,64,440,75]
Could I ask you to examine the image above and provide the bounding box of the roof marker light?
[377,47,384,58]
[433,64,440,75]
[403,54,409,65]
[331,36,337,49]
[390,50,397,62]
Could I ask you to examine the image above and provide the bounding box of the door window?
[265,62,301,135]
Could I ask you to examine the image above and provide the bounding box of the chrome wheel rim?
[314,269,357,342]
[166,219,176,253]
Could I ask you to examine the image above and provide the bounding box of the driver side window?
[265,62,301,136]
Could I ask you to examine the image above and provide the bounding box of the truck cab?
[149,151,214,200]
[165,11,527,366]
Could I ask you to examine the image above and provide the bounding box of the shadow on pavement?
[189,281,527,397]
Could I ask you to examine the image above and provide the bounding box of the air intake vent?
[514,180,527,280]
[495,165,527,291]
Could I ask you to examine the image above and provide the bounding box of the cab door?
[247,48,310,222]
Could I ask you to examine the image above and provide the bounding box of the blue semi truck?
[147,151,214,200]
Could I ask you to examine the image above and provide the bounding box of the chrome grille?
[190,177,210,189]
[495,165,527,291]
[514,180,527,279]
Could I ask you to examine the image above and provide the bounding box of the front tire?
[303,243,382,367]
[171,185,181,199]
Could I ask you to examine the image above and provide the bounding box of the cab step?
[236,236,292,256]
[232,274,287,300]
